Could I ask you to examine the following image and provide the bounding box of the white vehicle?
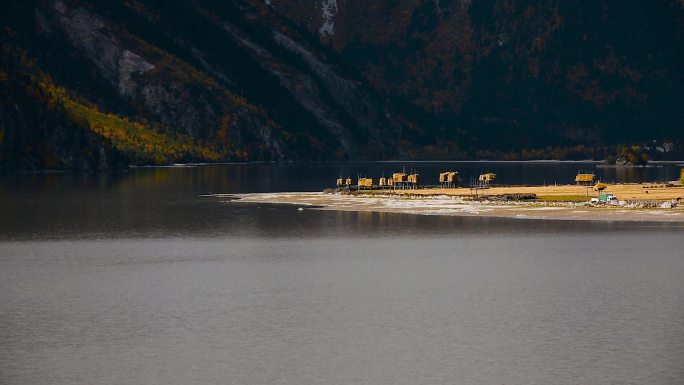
[591,193,617,204]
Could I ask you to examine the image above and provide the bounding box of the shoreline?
[215,191,684,223]
[4,159,682,174]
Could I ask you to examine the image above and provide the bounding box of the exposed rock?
[273,32,397,152]
[225,23,356,156]
[51,2,122,87]
[318,0,338,37]
[118,50,154,96]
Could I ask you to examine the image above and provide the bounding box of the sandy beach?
[218,188,684,223]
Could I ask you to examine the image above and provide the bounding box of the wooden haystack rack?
[479,173,496,182]
[407,174,420,189]
[478,173,496,188]
[336,178,343,188]
[358,178,373,190]
[345,177,352,186]
[575,173,596,185]
[379,177,387,188]
[392,173,408,189]
[439,172,459,188]
[593,182,607,192]
[392,173,408,182]
[447,172,459,184]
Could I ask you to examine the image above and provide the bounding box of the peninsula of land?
[220,183,684,223]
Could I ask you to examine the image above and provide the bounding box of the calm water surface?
[1,163,683,384]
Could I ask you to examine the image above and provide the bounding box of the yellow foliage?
[217,115,232,149]
[40,80,223,164]
[2,41,228,165]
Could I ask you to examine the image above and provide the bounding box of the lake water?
[1,162,683,384]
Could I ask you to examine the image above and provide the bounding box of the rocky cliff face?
[251,0,684,149]
[35,0,282,157]
[1,0,683,170]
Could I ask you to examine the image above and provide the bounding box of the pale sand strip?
[215,192,684,223]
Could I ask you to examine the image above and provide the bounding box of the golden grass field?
[383,183,684,201]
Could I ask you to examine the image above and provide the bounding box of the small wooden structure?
[345,177,352,187]
[479,173,496,183]
[439,172,459,188]
[593,182,607,192]
[478,173,496,188]
[336,178,343,188]
[392,173,408,182]
[358,178,373,190]
[407,174,420,189]
[392,173,408,189]
[575,173,596,185]
[379,177,387,188]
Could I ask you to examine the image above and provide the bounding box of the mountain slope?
[2,0,683,170]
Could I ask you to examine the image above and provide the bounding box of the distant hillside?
[2,0,683,170]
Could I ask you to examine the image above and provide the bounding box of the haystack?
[593,182,608,191]
[392,173,408,183]
[408,174,420,184]
[575,173,596,184]
[479,173,497,182]
[358,178,373,188]
[440,171,459,187]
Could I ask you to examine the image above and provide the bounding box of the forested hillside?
[2,0,683,170]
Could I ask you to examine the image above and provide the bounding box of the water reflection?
[1,163,683,240]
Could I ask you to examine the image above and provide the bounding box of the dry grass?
[386,184,684,201]
[535,195,589,202]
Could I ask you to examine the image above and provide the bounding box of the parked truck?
[591,193,617,204]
